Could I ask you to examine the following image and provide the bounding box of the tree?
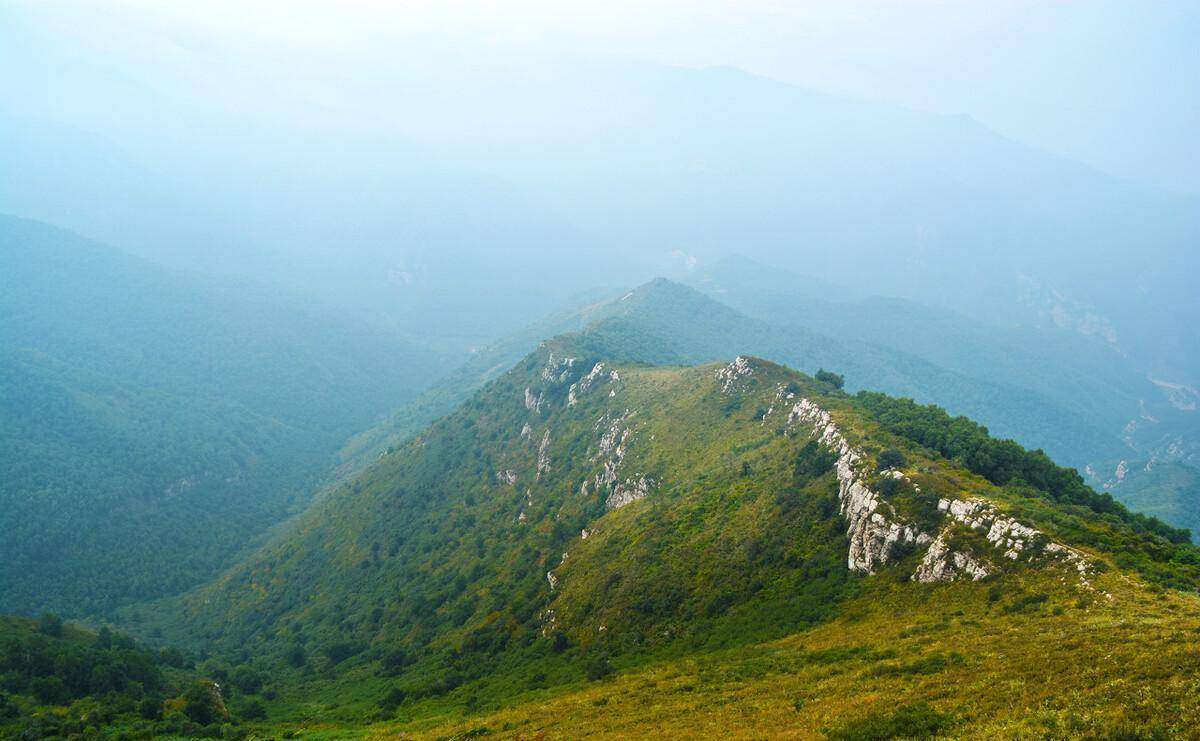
[231,665,264,695]
[37,613,63,637]
[815,369,844,390]
[181,680,228,725]
[139,697,163,721]
[31,676,69,705]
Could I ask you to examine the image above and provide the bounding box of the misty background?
[2,0,1199,616]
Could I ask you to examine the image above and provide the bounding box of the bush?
[322,642,361,665]
[827,702,953,740]
[284,645,307,668]
[585,657,614,681]
[231,665,264,695]
[793,440,837,482]
[182,680,228,725]
[380,649,410,675]
[876,448,907,472]
[380,686,407,711]
[877,476,904,497]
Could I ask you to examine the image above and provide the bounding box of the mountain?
[693,255,1198,463]
[690,256,1200,532]
[1086,458,1200,534]
[129,318,1197,737]
[6,60,1197,377]
[341,278,1125,483]
[0,215,454,617]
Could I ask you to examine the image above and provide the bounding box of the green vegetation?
[0,613,294,738]
[0,215,451,617]
[826,702,954,740]
[856,391,1199,590]
[121,337,1200,737]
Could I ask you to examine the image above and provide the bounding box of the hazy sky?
[3,0,1198,195]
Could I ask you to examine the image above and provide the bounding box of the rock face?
[524,387,544,413]
[788,397,928,573]
[785,390,1090,583]
[913,532,992,582]
[716,355,755,393]
[536,430,552,480]
[605,475,656,510]
[569,363,607,407]
[584,411,658,511]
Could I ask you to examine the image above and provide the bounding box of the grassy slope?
[392,571,1200,740]
[136,326,1200,738]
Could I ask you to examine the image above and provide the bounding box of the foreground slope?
[136,321,1199,737]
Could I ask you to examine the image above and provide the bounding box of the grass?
[233,567,1200,739]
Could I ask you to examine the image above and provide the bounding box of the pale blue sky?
[2,0,1197,195]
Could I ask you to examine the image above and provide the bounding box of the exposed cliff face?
[762,359,1091,584]
[787,395,931,574]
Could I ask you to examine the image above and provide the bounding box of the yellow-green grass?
[354,571,1199,740]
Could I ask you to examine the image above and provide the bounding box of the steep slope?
[139,327,1197,736]
[0,215,453,616]
[691,257,1200,533]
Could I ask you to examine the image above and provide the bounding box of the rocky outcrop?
[579,411,658,511]
[536,430,552,480]
[541,352,577,383]
[788,394,1090,583]
[913,531,992,582]
[716,356,755,393]
[788,397,928,573]
[605,475,656,510]
[524,387,544,413]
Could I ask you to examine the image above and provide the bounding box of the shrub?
[827,702,953,740]
[380,649,410,675]
[876,448,907,472]
[585,657,614,681]
[181,681,228,725]
[231,665,264,695]
[284,645,307,668]
[815,369,845,390]
[877,476,904,497]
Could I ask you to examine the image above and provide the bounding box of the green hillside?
[0,215,452,617]
[126,320,1197,737]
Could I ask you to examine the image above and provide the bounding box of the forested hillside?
[0,215,453,617]
[125,321,1199,737]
